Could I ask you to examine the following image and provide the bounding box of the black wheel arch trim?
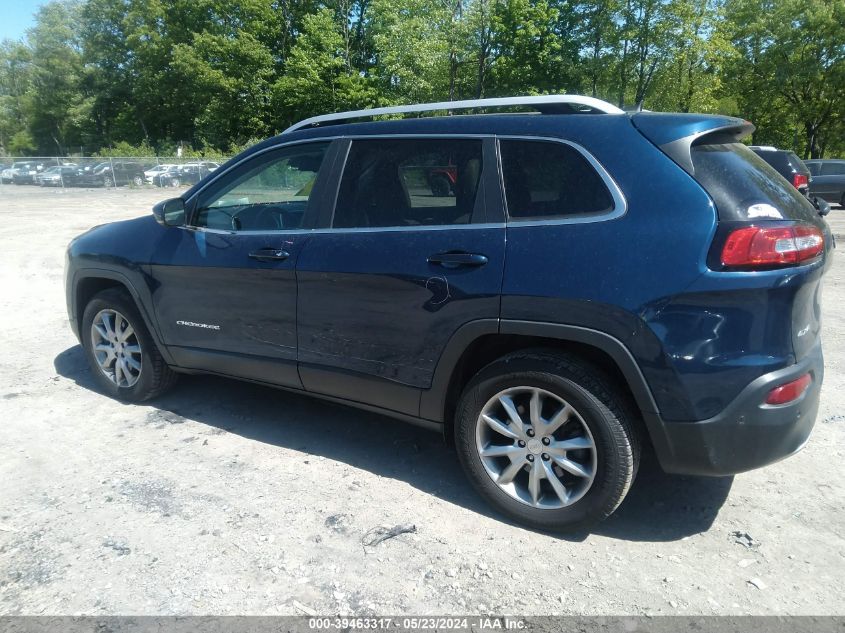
[422,319,661,421]
[421,318,673,461]
[70,267,176,366]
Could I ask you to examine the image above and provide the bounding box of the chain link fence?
[0,156,231,189]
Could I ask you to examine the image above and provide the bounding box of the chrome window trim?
[496,135,627,225]
[186,133,626,234]
[180,223,507,237]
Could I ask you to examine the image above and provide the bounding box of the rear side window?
[822,162,845,176]
[499,140,614,220]
[333,138,482,228]
[806,162,821,176]
[690,142,817,221]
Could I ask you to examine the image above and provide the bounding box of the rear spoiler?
[631,112,755,174]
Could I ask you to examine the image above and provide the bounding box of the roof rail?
[284,94,624,133]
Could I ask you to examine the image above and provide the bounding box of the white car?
[144,164,177,183]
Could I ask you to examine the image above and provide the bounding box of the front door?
[296,137,505,415]
[149,140,336,388]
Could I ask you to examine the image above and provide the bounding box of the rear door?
[295,136,505,416]
[815,161,845,203]
[150,140,338,388]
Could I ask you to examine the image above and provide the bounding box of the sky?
[0,1,46,42]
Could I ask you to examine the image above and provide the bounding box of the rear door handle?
[427,252,489,268]
[249,248,290,262]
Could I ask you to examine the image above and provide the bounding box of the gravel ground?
[0,184,843,616]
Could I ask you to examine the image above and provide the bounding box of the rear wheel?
[132,175,144,186]
[103,175,114,187]
[170,177,181,187]
[455,350,640,531]
[82,288,177,402]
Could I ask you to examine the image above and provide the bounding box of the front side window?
[195,142,329,231]
[499,140,614,220]
[333,138,483,228]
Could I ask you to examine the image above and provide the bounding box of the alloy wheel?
[90,309,142,388]
[475,386,597,509]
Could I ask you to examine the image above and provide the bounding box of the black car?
[805,159,845,208]
[750,146,829,215]
[10,161,45,185]
[94,161,147,187]
[65,95,831,531]
[153,164,214,187]
[37,165,81,187]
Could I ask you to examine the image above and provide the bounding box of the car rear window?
[690,141,817,222]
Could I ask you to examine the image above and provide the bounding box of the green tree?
[26,0,90,154]
[724,0,845,157]
[0,40,33,153]
[488,0,569,96]
[274,9,379,128]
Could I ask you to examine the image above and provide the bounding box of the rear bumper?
[651,342,823,476]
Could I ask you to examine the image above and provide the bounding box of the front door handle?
[427,252,489,268]
[249,248,290,262]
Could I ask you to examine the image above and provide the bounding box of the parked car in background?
[11,161,45,185]
[195,161,220,173]
[66,95,831,531]
[152,163,215,187]
[37,165,81,187]
[94,161,147,187]
[805,159,845,208]
[144,164,177,183]
[750,146,829,215]
[151,165,184,187]
[750,146,810,192]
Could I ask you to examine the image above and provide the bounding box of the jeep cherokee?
[65,95,831,531]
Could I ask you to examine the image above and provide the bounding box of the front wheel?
[82,288,177,402]
[170,177,181,187]
[103,175,114,187]
[454,350,640,531]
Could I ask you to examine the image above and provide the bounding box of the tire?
[132,175,144,187]
[170,177,181,188]
[81,288,177,402]
[103,175,114,188]
[454,349,640,531]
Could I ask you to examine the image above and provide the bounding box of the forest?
[0,0,843,158]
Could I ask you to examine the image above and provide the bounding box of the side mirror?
[153,197,186,227]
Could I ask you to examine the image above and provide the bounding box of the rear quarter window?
[499,139,615,220]
[691,142,817,222]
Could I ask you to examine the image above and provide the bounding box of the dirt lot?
[0,184,843,616]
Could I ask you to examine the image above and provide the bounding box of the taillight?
[765,373,811,405]
[721,224,824,269]
[792,173,809,189]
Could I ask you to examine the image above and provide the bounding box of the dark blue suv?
[64,96,831,530]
